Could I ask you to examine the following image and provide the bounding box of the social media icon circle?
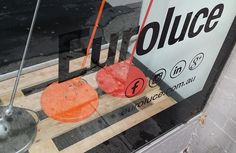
[125,78,145,98]
[189,53,204,70]
[170,60,186,79]
[149,68,166,88]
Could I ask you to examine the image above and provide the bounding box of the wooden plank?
[0,49,177,153]
[60,98,175,153]
[29,139,58,153]
[0,49,118,98]
[34,84,161,142]
[35,112,101,142]
[2,85,174,153]
[7,78,166,152]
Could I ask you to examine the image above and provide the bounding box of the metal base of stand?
[0,106,37,153]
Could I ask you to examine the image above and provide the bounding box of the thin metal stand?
[0,0,41,152]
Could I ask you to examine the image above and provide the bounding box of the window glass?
[0,0,235,152]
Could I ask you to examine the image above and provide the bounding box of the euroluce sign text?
[137,0,236,99]
[58,0,236,100]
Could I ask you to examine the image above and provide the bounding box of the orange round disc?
[41,77,98,122]
[96,61,147,98]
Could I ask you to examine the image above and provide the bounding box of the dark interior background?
[0,0,141,74]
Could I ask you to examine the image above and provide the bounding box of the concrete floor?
[187,45,236,153]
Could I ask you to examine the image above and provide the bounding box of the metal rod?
[4,0,41,116]
[128,0,153,64]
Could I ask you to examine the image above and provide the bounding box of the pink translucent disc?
[96,61,147,98]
